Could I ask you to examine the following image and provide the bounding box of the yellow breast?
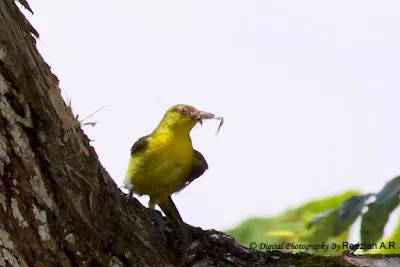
[125,131,194,200]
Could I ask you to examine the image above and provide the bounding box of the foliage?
[366,216,400,254]
[227,176,400,255]
[226,190,360,255]
[309,175,400,252]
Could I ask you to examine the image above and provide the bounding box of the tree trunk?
[0,1,399,266]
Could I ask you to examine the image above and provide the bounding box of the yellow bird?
[124,104,215,241]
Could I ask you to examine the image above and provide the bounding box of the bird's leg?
[149,198,167,243]
[158,196,191,243]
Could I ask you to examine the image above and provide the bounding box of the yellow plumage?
[125,130,194,200]
[124,104,214,241]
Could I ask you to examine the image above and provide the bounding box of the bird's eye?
[180,108,186,115]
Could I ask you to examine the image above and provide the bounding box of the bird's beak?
[192,110,215,122]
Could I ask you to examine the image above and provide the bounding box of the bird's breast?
[148,133,193,165]
[126,133,194,198]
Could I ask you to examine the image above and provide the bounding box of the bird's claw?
[121,184,135,203]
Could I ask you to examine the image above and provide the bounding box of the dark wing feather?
[130,135,150,155]
[176,149,208,193]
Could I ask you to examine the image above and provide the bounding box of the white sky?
[24,1,400,238]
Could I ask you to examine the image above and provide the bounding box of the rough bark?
[0,0,399,266]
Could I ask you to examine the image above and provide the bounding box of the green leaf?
[360,176,400,249]
[334,194,373,235]
[374,176,400,208]
[226,190,359,253]
[361,198,400,246]
[306,208,340,244]
[307,209,336,229]
[367,216,400,254]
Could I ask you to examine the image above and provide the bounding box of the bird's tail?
[158,196,190,241]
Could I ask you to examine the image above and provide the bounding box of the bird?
[124,104,215,241]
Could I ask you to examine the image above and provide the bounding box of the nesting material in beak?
[191,110,214,125]
[192,110,224,134]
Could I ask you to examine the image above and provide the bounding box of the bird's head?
[159,104,215,132]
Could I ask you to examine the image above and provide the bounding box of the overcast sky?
[24,1,400,239]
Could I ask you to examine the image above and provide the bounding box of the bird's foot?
[121,184,135,203]
[178,226,191,244]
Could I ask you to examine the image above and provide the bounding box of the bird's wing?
[176,149,208,193]
[130,135,150,155]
